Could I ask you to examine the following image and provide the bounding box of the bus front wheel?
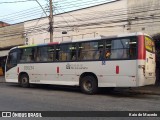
[20,74,30,88]
[80,76,98,94]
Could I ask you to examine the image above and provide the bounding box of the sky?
[0,0,113,24]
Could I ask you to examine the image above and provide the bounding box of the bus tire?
[20,74,30,88]
[80,76,98,95]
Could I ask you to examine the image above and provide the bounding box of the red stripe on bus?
[116,66,119,74]
[138,35,146,60]
[48,42,59,45]
[57,67,59,73]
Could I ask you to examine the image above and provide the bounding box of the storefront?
[0,49,9,76]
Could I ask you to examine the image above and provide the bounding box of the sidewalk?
[0,76,5,83]
[115,85,160,95]
[0,76,160,95]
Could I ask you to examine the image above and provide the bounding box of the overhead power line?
[1,1,160,39]
[0,0,35,4]
[0,8,159,36]
[0,0,112,23]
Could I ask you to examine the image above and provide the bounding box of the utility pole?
[35,0,53,42]
[49,0,53,42]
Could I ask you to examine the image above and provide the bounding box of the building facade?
[24,0,160,44]
[24,0,128,44]
[127,0,160,35]
[0,22,25,75]
[0,23,25,49]
[1,0,160,79]
[0,21,10,28]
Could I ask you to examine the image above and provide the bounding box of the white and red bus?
[5,32,156,94]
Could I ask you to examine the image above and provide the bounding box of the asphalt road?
[0,83,160,120]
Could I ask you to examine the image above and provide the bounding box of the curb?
[127,90,160,95]
[0,76,5,83]
[114,89,160,95]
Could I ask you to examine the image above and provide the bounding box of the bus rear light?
[57,67,59,73]
[116,66,119,74]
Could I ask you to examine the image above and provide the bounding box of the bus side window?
[36,46,55,62]
[35,48,40,62]
[105,38,137,59]
[129,39,137,59]
[57,44,76,61]
[19,49,25,62]
[78,41,103,60]
[55,45,60,61]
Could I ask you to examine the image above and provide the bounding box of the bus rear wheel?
[20,74,30,88]
[80,76,98,94]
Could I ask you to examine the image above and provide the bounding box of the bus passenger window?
[105,37,137,59]
[19,48,35,63]
[57,44,76,61]
[78,41,103,60]
[36,46,55,62]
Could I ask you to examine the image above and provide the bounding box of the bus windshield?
[145,36,155,53]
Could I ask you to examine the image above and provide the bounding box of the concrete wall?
[2,0,160,47]
[24,0,128,44]
[0,23,25,48]
[127,0,160,35]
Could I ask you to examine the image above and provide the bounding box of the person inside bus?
[105,50,111,59]
[72,55,76,60]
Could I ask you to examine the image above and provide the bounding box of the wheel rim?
[83,81,92,92]
[22,77,28,84]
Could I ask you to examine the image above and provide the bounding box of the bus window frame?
[55,43,77,62]
[18,47,37,63]
[17,36,138,64]
[35,45,55,62]
[104,36,138,61]
[6,49,18,71]
[76,40,105,61]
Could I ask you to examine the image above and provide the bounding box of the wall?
[24,0,129,44]
[127,0,160,36]
[0,23,25,48]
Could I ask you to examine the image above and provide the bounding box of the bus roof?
[12,32,150,50]
[18,42,59,49]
